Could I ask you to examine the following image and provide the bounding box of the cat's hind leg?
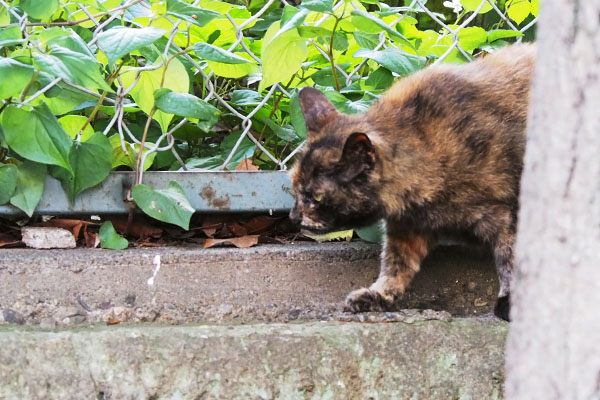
[344,228,433,312]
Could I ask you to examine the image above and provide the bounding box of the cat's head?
[289,88,384,233]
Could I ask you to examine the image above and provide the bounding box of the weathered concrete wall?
[0,242,497,326]
[0,319,507,399]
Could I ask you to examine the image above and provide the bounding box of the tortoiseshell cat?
[289,44,535,321]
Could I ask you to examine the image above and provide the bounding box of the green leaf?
[193,42,251,64]
[300,0,333,12]
[353,32,381,50]
[97,26,166,65]
[460,0,494,13]
[230,90,264,106]
[19,0,60,19]
[154,89,220,131]
[271,6,310,42]
[457,26,488,52]
[353,48,426,76]
[109,135,156,171]
[350,10,413,48]
[99,221,129,250]
[0,57,34,99]
[33,45,111,91]
[487,29,524,43]
[289,90,307,140]
[530,0,539,17]
[50,132,112,203]
[298,26,332,39]
[45,28,97,60]
[58,115,94,141]
[207,60,256,78]
[120,56,189,133]
[0,26,25,48]
[0,164,18,205]
[507,0,531,24]
[259,22,308,92]
[355,221,384,243]
[1,104,73,173]
[364,67,393,90]
[305,229,353,242]
[9,161,47,217]
[166,0,221,27]
[132,181,195,230]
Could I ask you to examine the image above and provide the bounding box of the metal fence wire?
[0,0,537,184]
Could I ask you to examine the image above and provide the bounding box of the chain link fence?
[0,0,537,185]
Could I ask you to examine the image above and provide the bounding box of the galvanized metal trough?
[0,171,294,216]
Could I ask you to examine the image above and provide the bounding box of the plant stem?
[329,16,342,92]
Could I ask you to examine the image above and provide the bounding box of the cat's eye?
[312,193,324,202]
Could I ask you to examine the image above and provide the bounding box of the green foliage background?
[0,0,537,226]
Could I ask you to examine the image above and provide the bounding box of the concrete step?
[0,242,498,326]
[0,319,507,399]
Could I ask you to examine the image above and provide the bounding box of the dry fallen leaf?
[0,232,21,248]
[110,216,162,238]
[42,219,95,240]
[84,230,100,248]
[203,235,259,249]
[243,216,279,234]
[235,158,259,171]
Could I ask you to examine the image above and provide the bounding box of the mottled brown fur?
[289,44,536,321]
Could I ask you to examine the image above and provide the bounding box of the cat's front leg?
[344,229,433,313]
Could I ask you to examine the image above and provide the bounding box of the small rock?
[218,304,233,316]
[467,282,478,292]
[3,309,25,325]
[124,294,136,307]
[21,227,76,249]
[474,298,488,307]
[39,317,57,329]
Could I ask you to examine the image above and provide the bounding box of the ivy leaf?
[1,104,73,174]
[0,26,25,48]
[132,181,195,230]
[460,0,494,14]
[9,161,47,217]
[99,221,129,250]
[58,115,94,141]
[350,10,414,49]
[507,0,531,24]
[166,0,221,27]
[19,0,60,19]
[457,26,488,53]
[207,61,256,79]
[120,56,189,133]
[97,26,166,65]
[0,164,18,205]
[154,89,220,131]
[33,45,111,91]
[193,42,251,64]
[300,0,334,13]
[364,67,393,90]
[355,221,385,243]
[109,135,156,171]
[289,89,307,140]
[271,6,310,42]
[353,48,426,76]
[487,29,524,43]
[305,230,353,242]
[259,22,308,92]
[0,57,34,99]
[50,132,113,204]
[530,0,539,17]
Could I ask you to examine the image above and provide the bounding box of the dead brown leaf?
[235,158,259,171]
[109,216,162,238]
[42,219,95,240]
[243,216,280,235]
[229,222,247,237]
[0,232,22,248]
[84,230,100,248]
[203,235,259,249]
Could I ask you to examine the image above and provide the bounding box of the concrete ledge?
[0,242,498,326]
[0,319,507,399]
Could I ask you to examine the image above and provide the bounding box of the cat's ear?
[299,87,339,138]
[337,132,376,182]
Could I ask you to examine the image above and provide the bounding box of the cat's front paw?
[343,288,389,313]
